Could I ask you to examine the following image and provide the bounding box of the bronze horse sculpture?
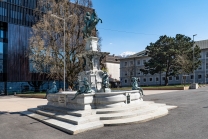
[82,10,102,38]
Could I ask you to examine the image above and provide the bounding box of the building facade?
[0,1,97,95]
[0,0,51,95]
[105,55,120,81]
[120,40,208,87]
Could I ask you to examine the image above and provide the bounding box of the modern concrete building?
[120,39,208,87]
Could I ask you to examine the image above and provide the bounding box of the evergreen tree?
[140,34,201,86]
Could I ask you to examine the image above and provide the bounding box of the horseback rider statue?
[82,9,102,39]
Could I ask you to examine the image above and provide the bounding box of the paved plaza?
[0,88,208,139]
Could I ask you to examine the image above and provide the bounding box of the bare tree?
[29,0,95,88]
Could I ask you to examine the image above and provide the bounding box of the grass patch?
[112,84,191,91]
[21,91,47,94]
[16,93,46,99]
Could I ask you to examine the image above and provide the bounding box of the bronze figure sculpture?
[132,77,144,97]
[82,9,102,38]
[71,77,93,100]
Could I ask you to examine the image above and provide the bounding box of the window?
[190,75,194,79]
[206,63,208,69]
[0,42,3,54]
[137,71,140,75]
[130,61,133,66]
[156,77,159,81]
[137,60,140,65]
[162,77,165,81]
[143,78,146,82]
[198,75,202,79]
[149,78,152,82]
[176,76,179,80]
[124,71,127,76]
[130,71,133,76]
[198,66,202,70]
[124,62,127,66]
[206,74,208,78]
[169,76,172,81]
[182,76,187,80]
[125,80,127,83]
[138,78,140,82]
[206,52,208,57]
[143,60,146,65]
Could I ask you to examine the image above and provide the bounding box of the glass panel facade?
[0,21,8,74]
[0,42,3,73]
[0,1,37,27]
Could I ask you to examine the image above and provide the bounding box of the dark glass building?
[0,0,47,95]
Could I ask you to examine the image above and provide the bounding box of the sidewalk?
[0,90,180,113]
[0,97,47,113]
[144,90,180,95]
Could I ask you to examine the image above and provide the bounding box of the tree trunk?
[165,76,169,86]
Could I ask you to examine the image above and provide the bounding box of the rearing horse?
[82,11,102,39]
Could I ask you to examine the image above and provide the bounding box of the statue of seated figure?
[102,71,110,92]
[47,81,57,94]
[71,77,93,100]
[132,77,144,97]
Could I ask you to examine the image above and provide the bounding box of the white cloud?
[119,51,136,57]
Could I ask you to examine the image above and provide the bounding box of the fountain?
[22,10,177,135]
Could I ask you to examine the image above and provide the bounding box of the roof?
[105,55,121,63]
[195,39,208,50]
[119,50,148,60]
[119,39,208,60]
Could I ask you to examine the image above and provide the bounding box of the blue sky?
[92,0,208,56]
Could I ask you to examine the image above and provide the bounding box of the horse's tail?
[99,18,103,23]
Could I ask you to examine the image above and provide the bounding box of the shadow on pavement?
[0,111,8,115]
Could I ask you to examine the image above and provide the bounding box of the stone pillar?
[85,37,99,51]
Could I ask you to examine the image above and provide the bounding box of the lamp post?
[51,14,73,91]
[205,53,206,84]
[193,34,197,83]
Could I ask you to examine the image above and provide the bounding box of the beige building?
[105,55,120,81]
[120,39,208,87]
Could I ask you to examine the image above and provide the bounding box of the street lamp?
[51,14,73,91]
[193,34,197,83]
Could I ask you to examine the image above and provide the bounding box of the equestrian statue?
[82,9,102,38]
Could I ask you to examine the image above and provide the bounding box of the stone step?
[96,101,155,114]
[165,105,178,110]
[21,111,104,135]
[98,105,160,120]
[102,107,168,126]
[38,105,96,117]
[28,108,100,125]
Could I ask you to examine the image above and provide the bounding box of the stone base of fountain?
[21,91,177,134]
